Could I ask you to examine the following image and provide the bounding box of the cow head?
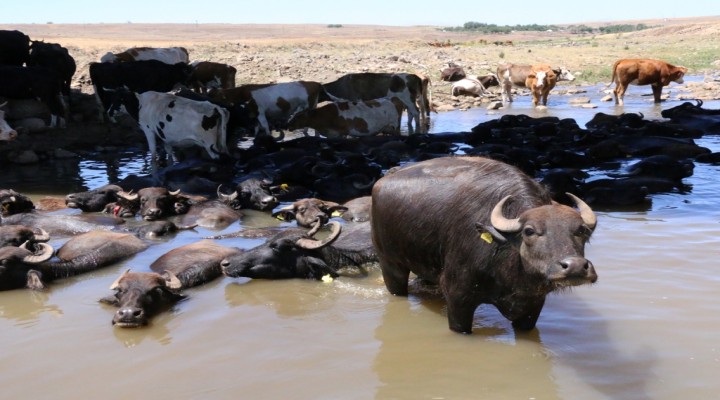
[671,66,688,84]
[0,189,35,216]
[117,187,187,221]
[65,184,123,212]
[100,269,186,328]
[480,193,597,289]
[272,198,348,228]
[0,105,18,142]
[105,87,140,121]
[0,243,55,291]
[221,221,342,280]
[554,67,576,82]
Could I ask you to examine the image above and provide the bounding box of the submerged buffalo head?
[0,243,55,291]
[482,193,597,290]
[100,269,186,328]
[0,189,35,216]
[218,178,278,212]
[117,187,188,221]
[0,225,50,248]
[272,198,348,228]
[221,221,342,280]
[65,184,123,212]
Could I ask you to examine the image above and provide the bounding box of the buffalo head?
[272,198,348,228]
[482,193,597,290]
[65,184,123,212]
[0,189,35,216]
[221,221,342,280]
[117,187,186,221]
[100,269,186,328]
[0,242,55,291]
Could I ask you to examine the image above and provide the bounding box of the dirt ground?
[1,17,720,159]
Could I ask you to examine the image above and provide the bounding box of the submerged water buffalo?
[371,156,598,333]
[100,269,185,328]
[101,240,241,327]
[65,184,124,212]
[0,225,49,248]
[0,189,35,216]
[0,243,54,290]
[221,221,354,280]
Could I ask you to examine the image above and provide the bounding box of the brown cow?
[525,64,558,106]
[189,61,237,94]
[607,58,688,106]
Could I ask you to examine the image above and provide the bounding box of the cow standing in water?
[606,58,688,106]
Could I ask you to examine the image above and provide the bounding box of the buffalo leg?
[445,297,477,334]
[380,261,410,296]
[510,297,546,331]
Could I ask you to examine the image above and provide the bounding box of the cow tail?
[603,60,620,91]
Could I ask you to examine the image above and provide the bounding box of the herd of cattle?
[2,28,719,333]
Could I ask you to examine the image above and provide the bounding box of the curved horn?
[109,269,131,290]
[490,195,522,233]
[163,270,183,289]
[352,175,376,190]
[168,189,181,196]
[32,228,50,242]
[118,191,138,201]
[566,193,597,230]
[696,99,703,107]
[296,221,342,250]
[216,185,238,202]
[21,242,55,264]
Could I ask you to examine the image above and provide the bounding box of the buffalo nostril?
[133,309,143,317]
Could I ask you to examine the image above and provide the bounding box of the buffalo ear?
[99,295,120,306]
[301,256,338,280]
[162,270,183,290]
[26,270,45,291]
[327,205,349,218]
[475,222,507,243]
[272,209,296,221]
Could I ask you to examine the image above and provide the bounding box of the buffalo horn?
[21,242,55,264]
[163,270,183,289]
[109,269,131,290]
[118,191,138,201]
[296,221,342,250]
[490,195,523,233]
[168,189,181,196]
[216,185,238,202]
[351,174,376,190]
[566,192,597,230]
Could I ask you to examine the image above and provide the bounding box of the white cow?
[288,97,405,138]
[124,91,229,163]
[496,63,575,103]
[245,81,323,136]
[0,104,18,141]
[101,46,189,65]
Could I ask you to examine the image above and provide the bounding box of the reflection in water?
[0,289,63,325]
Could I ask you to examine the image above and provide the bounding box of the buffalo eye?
[140,197,147,204]
[575,225,592,238]
[523,226,536,237]
[298,206,306,213]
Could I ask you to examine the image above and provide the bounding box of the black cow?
[27,41,77,97]
[0,65,67,127]
[89,60,192,121]
[0,30,30,66]
[371,156,598,333]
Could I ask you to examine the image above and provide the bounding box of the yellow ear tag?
[280,183,289,191]
[331,210,343,217]
[480,232,493,244]
[275,214,285,221]
[321,274,334,283]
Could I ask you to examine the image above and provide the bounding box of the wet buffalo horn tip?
[109,269,131,290]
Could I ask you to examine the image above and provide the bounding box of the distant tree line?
[443,21,654,34]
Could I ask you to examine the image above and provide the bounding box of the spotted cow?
[101,46,189,65]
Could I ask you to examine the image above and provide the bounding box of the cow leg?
[380,260,410,296]
[502,80,513,103]
[542,89,550,106]
[651,84,663,103]
[614,84,626,106]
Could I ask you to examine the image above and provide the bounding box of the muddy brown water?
[2,82,720,399]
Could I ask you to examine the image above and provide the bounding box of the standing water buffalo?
[371,156,598,333]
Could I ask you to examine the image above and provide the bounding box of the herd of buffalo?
[2,28,720,333]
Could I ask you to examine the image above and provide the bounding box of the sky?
[3,0,720,26]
